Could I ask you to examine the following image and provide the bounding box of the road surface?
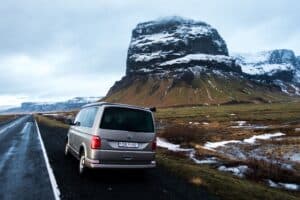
[0,115,55,200]
[0,115,217,200]
[38,118,217,200]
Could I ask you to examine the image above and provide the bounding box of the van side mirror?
[149,107,156,112]
[65,118,79,126]
[75,121,81,126]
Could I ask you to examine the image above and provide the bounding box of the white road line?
[34,119,61,200]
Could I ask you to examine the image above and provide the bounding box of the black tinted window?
[100,107,154,132]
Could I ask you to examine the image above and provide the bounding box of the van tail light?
[151,138,157,151]
[91,136,101,149]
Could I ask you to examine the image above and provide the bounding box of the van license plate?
[118,142,139,148]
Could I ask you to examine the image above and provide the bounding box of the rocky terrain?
[104,16,300,107]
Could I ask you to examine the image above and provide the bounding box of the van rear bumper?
[86,160,156,169]
[86,150,156,169]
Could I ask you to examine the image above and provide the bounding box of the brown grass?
[159,123,257,146]
[35,115,70,129]
[243,158,300,184]
[158,150,300,200]
[0,114,19,123]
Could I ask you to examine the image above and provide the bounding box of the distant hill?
[0,97,100,114]
[103,16,300,107]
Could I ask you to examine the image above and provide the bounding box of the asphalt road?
[38,118,218,200]
[0,115,217,200]
[0,115,55,200]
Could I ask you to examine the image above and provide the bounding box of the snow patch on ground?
[157,137,218,165]
[218,165,249,177]
[204,132,285,150]
[157,137,192,152]
[287,153,300,163]
[190,155,218,164]
[188,121,208,125]
[204,140,241,150]
[42,113,59,116]
[267,180,300,191]
[157,137,299,190]
[230,121,269,129]
[243,132,285,144]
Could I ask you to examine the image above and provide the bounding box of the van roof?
[82,101,152,111]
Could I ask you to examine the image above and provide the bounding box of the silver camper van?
[64,102,156,174]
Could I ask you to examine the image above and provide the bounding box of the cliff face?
[104,17,300,107]
[126,16,230,76]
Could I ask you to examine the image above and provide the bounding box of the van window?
[100,107,154,132]
[74,110,85,125]
[84,107,98,128]
[74,107,98,128]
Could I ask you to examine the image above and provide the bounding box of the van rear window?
[100,107,154,132]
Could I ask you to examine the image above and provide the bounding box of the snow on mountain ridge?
[131,17,226,55]
[159,53,234,66]
[234,50,298,77]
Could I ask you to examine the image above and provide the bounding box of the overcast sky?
[0,0,299,107]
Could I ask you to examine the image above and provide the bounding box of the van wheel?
[64,139,69,157]
[79,153,86,175]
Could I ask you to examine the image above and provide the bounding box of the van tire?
[79,152,86,175]
[64,139,70,157]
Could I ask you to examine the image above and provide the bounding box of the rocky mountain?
[234,49,300,95]
[127,16,230,75]
[0,97,100,114]
[103,16,300,107]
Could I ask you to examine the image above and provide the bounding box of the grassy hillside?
[156,101,300,123]
[103,74,297,107]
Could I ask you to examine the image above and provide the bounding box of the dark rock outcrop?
[126,16,232,76]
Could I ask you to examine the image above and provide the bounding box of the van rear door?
[98,106,155,151]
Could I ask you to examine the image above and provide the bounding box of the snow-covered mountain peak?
[234,49,297,76]
[127,16,230,76]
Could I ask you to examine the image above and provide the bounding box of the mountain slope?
[105,72,293,107]
[103,16,299,107]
